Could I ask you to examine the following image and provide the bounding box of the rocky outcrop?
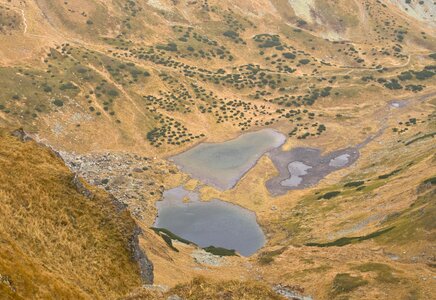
[70,174,154,284]
[11,128,33,142]
[130,227,154,284]
[71,174,95,199]
[58,151,177,220]
[273,284,313,300]
[10,128,155,285]
[70,168,155,284]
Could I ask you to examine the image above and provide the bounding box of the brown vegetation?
[0,129,142,299]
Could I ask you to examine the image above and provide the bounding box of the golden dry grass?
[123,276,286,300]
[167,276,285,300]
[0,129,142,299]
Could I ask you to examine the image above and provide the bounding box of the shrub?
[397,71,413,81]
[414,69,434,80]
[282,52,296,59]
[405,84,424,92]
[52,99,64,107]
[77,67,88,74]
[43,85,52,93]
[223,30,238,38]
[321,87,332,97]
[297,19,307,27]
[157,43,178,52]
[384,79,402,90]
[59,82,77,90]
[107,89,119,97]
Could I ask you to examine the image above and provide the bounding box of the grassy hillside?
[0,0,435,299]
[0,129,144,299]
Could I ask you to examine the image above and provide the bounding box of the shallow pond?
[266,147,360,196]
[154,186,266,256]
[281,161,312,187]
[171,129,286,190]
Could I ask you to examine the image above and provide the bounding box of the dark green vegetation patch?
[378,169,401,179]
[318,191,341,200]
[305,227,394,247]
[203,246,237,256]
[151,227,195,252]
[344,181,365,188]
[404,132,436,146]
[52,99,64,107]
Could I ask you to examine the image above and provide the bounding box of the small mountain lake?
[153,186,265,256]
[171,129,286,190]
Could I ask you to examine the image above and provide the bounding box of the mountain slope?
[0,129,150,299]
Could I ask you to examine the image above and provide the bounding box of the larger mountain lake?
[153,186,266,256]
[158,129,362,255]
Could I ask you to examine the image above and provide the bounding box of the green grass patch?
[331,273,368,296]
[354,263,399,284]
[294,265,332,279]
[377,192,435,245]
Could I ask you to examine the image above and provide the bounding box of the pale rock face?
[388,0,436,27]
[230,0,279,17]
[287,0,315,22]
[284,0,360,40]
[148,0,172,11]
[191,249,225,267]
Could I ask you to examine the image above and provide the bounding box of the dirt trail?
[20,9,27,34]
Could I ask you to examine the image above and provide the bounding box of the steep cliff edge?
[0,128,153,299]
